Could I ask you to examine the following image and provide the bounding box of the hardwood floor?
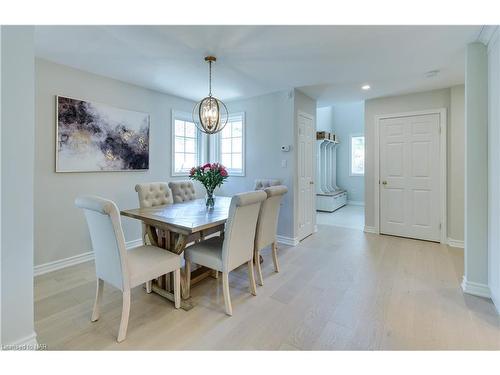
[316,204,364,230]
[34,225,500,350]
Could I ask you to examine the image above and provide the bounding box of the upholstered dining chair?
[168,180,197,203]
[253,185,288,286]
[135,182,174,293]
[254,178,282,190]
[75,195,182,342]
[135,182,173,244]
[184,190,267,316]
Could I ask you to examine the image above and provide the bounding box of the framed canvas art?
[56,96,150,172]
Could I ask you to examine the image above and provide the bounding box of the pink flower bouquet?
[189,163,228,208]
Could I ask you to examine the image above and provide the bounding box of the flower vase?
[205,190,215,209]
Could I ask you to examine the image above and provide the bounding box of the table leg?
[171,233,188,255]
[150,280,194,311]
[146,225,159,247]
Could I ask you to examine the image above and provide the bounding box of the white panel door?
[379,114,441,241]
[298,113,315,240]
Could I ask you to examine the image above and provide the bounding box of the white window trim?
[213,112,246,177]
[349,133,365,177]
[171,110,204,177]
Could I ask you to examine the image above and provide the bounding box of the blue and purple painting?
[56,96,149,172]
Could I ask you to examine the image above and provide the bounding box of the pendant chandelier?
[192,56,228,135]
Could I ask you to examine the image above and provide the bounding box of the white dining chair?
[184,190,267,316]
[135,182,174,293]
[75,195,182,342]
[254,178,282,190]
[253,185,288,286]
[168,180,197,203]
[135,182,173,243]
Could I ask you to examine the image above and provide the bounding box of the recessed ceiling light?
[361,84,371,90]
[425,70,440,78]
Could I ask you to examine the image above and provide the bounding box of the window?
[216,113,245,176]
[172,111,201,175]
[350,134,365,176]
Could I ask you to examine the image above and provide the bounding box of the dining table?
[121,196,232,311]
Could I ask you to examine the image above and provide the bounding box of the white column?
[333,143,338,190]
[463,42,490,297]
[1,26,37,347]
[488,29,500,310]
[327,143,333,191]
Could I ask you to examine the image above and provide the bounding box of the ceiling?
[35,25,482,106]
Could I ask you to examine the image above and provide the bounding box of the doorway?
[375,109,447,243]
[297,111,315,240]
[314,104,365,232]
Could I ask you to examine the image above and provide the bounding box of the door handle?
[382,180,387,185]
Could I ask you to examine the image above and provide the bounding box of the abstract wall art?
[56,96,150,172]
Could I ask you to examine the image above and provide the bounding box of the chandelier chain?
[208,60,212,96]
[193,55,228,135]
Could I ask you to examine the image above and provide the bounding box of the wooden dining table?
[121,196,232,311]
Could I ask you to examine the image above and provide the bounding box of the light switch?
[281,159,287,168]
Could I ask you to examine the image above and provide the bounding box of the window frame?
[213,112,246,177]
[349,133,365,177]
[171,110,203,177]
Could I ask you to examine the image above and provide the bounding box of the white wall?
[316,106,333,132]
[449,86,465,244]
[464,43,489,293]
[35,59,196,267]
[331,102,365,204]
[218,90,295,238]
[1,26,37,346]
[488,30,500,309]
[364,87,465,241]
[0,25,3,347]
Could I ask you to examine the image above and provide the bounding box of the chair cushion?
[184,237,224,272]
[127,245,182,288]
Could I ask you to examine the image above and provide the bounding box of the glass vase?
[205,190,215,209]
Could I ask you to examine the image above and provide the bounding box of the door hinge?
[438,124,441,134]
[439,223,442,229]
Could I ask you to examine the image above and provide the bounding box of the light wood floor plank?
[34,225,500,350]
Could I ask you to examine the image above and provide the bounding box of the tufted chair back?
[254,179,282,190]
[135,182,173,244]
[168,180,197,203]
[135,182,173,208]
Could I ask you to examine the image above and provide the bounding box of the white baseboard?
[2,331,38,350]
[34,238,144,276]
[36,234,301,276]
[364,226,377,234]
[461,276,491,299]
[447,238,464,248]
[491,293,500,315]
[125,239,144,248]
[276,235,300,246]
[347,200,365,206]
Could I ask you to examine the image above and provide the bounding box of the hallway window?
[350,134,365,176]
